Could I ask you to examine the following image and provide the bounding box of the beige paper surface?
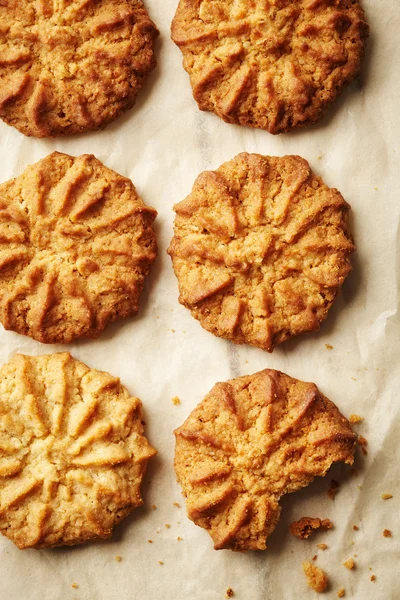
[0,1,399,598]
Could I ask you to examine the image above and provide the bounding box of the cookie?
[0,0,158,137]
[171,0,368,134]
[174,368,356,551]
[168,153,354,352]
[0,352,157,549]
[0,151,157,343]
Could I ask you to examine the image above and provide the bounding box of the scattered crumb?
[172,396,181,406]
[71,583,78,590]
[358,436,368,455]
[290,517,333,539]
[177,536,183,541]
[328,480,339,500]
[302,562,328,593]
[173,502,181,508]
[312,555,317,561]
[353,525,359,531]
[337,589,345,598]
[343,558,355,570]
[151,504,157,510]
[325,344,333,350]
[374,186,378,190]
[165,524,171,529]
[148,540,153,543]
[158,561,164,565]
[225,589,234,598]
[382,494,393,500]
[370,575,376,582]
[318,155,323,160]
[349,414,363,424]
[383,529,392,538]
[317,543,328,550]
[156,528,161,534]
[115,556,122,562]
[171,329,175,333]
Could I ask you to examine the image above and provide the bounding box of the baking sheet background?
[0,1,399,598]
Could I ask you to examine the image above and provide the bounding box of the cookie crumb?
[173,502,181,508]
[381,494,393,500]
[353,525,359,531]
[177,536,183,541]
[317,543,328,550]
[383,529,392,538]
[290,517,333,539]
[115,556,122,562]
[328,480,339,500]
[343,558,355,570]
[302,562,328,593]
[71,583,78,589]
[370,575,376,582]
[148,539,153,543]
[151,504,157,510]
[225,589,234,598]
[337,589,345,598]
[325,344,333,350]
[165,523,171,529]
[349,414,363,424]
[358,435,368,455]
[172,396,181,406]
[158,561,164,565]
[312,554,317,561]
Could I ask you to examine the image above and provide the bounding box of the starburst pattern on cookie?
[0,353,157,549]
[174,369,356,550]
[0,152,157,343]
[168,153,354,352]
[172,0,369,133]
[0,0,158,137]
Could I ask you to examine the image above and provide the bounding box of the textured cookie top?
[0,0,158,137]
[0,152,157,343]
[174,368,356,551]
[168,153,354,352]
[172,0,369,133]
[0,353,157,549]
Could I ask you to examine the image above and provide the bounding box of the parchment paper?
[0,1,399,598]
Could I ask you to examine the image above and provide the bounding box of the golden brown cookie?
[168,153,354,352]
[174,368,356,551]
[171,0,369,134]
[0,352,157,549]
[0,151,157,343]
[0,0,158,137]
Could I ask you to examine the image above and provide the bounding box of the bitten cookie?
[171,0,368,134]
[174,368,356,551]
[0,0,158,137]
[0,152,157,343]
[168,153,354,352]
[0,352,157,549]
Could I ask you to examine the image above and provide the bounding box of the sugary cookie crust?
[172,0,369,133]
[0,352,157,549]
[168,153,354,352]
[0,152,157,343]
[174,368,356,551]
[0,0,158,137]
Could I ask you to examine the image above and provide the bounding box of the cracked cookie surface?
[0,0,158,137]
[172,0,369,133]
[0,151,157,343]
[0,352,157,549]
[174,368,356,551]
[168,153,354,352]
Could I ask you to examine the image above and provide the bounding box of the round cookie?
[0,151,157,344]
[168,153,354,352]
[171,0,369,134]
[0,0,158,137]
[174,368,357,551]
[0,352,157,549]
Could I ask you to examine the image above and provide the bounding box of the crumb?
[325,344,333,350]
[374,186,378,190]
[171,329,175,333]
[353,525,359,531]
[370,575,376,582]
[318,156,323,160]
[148,539,153,543]
[225,589,234,598]
[302,562,328,593]
[71,583,78,589]
[177,536,183,541]
[172,396,181,406]
[349,414,363,424]
[328,480,339,500]
[351,377,357,381]
[337,589,345,598]
[383,529,392,538]
[343,558,355,570]
[173,502,181,508]
[312,555,317,561]
[317,543,328,550]
[115,556,122,562]
[158,561,164,565]
[382,494,393,500]
[151,504,157,510]
[165,524,171,529]
[156,528,161,534]
[290,517,333,539]
[358,435,368,455]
